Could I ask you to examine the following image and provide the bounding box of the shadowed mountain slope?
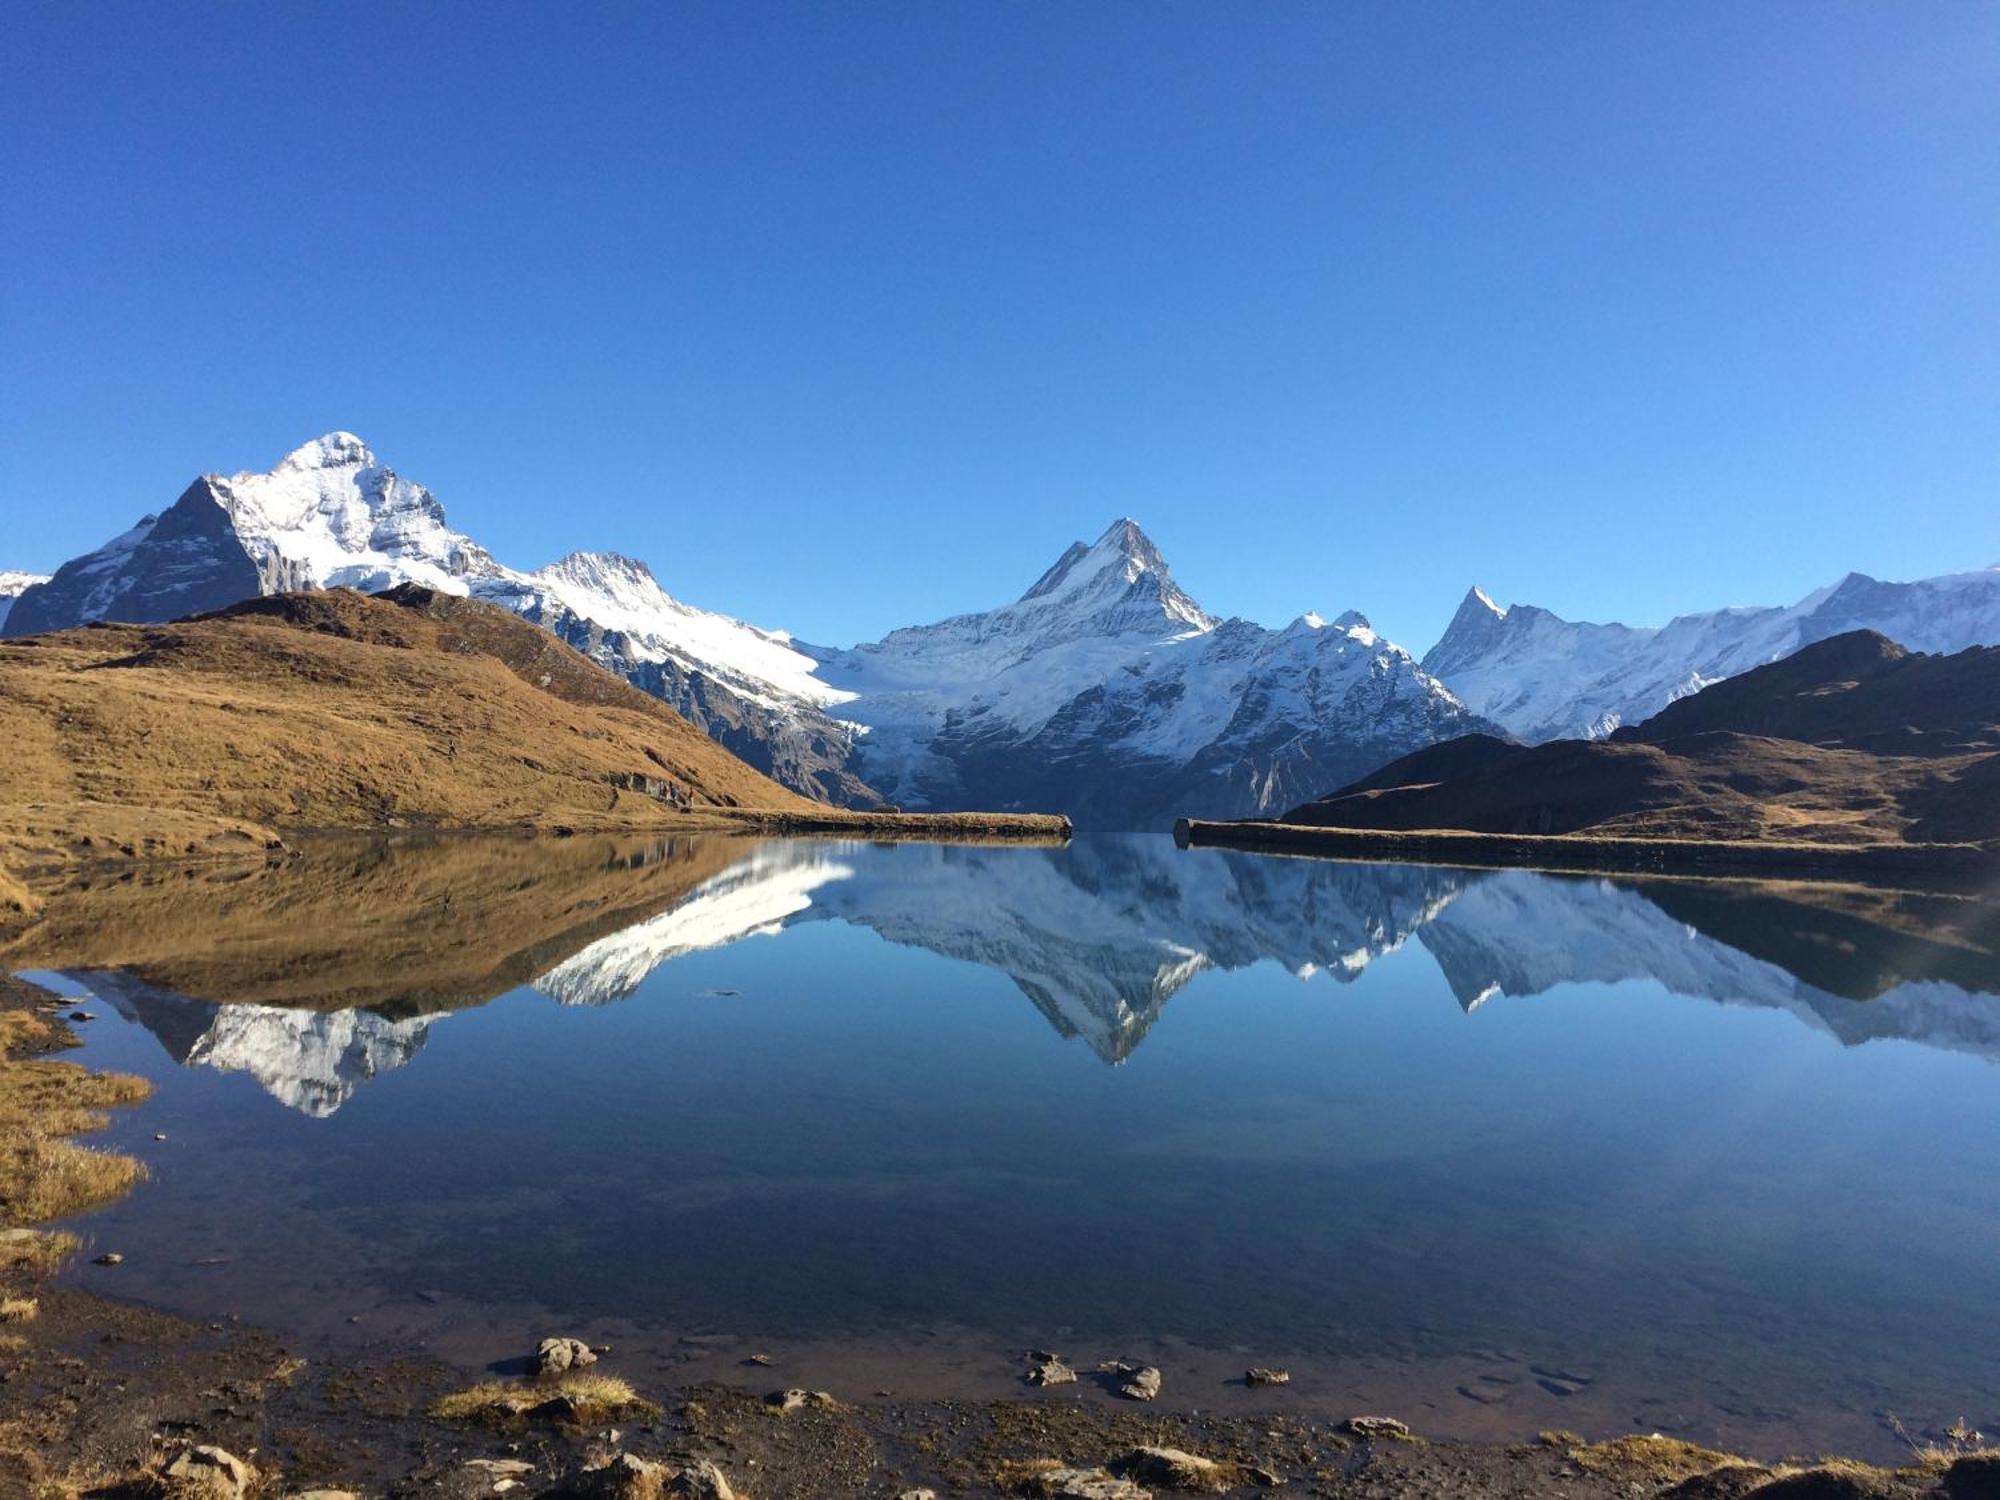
[1284,632,2000,848]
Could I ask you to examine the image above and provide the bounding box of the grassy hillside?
[1278,632,2000,850]
[0,585,816,870]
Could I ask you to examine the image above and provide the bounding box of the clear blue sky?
[4,2,1995,653]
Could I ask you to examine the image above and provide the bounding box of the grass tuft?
[431,1371,656,1425]
[1567,1434,1748,1482]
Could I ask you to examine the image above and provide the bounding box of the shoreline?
[1173,818,1999,884]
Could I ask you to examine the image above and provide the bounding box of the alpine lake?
[12,832,2000,1464]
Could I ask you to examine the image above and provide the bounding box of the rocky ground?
[3,974,1998,1500]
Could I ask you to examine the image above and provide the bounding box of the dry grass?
[1566,1434,1749,1482]
[0,588,819,878]
[431,1371,657,1425]
[0,1060,152,1224]
[0,1298,38,1322]
[0,980,153,1288]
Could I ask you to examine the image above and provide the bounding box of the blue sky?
[4,2,1995,653]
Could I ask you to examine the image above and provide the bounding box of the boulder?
[164,1445,257,1499]
[764,1387,837,1413]
[1101,1361,1161,1401]
[1943,1454,2000,1500]
[668,1459,739,1499]
[537,1335,599,1375]
[1118,1447,1238,1492]
[1017,1466,1151,1500]
[1027,1356,1078,1387]
[1747,1467,1905,1499]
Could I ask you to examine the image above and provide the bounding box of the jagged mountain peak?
[539,549,659,586]
[273,431,376,473]
[1014,516,1213,635]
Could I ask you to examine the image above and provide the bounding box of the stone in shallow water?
[537,1335,599,1375]
[1245,1366,1290,1387]
[1099,1360,1161,1401]
[1027,1355,1077,1386]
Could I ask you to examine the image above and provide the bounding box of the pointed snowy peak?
[1014,517,1214,634]
[1424,585,1518,672]
[274,431,376,472]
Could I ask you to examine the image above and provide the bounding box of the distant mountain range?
[1288,630,2000,849]
[0,435,1489,828]
[1425,567,2000,743]
[61,837,2000,1114]
[9,433,2000,826]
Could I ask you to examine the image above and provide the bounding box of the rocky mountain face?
[0,572,48,632]
[9,436,1486,826]
[1425,567,2000,743]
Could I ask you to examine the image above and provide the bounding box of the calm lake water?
[20,834,2000,1459]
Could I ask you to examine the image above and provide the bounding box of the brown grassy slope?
[1284,632,2000,848]
[0,832,752,1016]
[0,586,813,868]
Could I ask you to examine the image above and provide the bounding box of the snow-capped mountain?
[7,436,1487,825]
[1425,567,2000,743]
[812,519,1490,828]
[475,550,873,804]
[0,571,48,632]
[4,434,870,799]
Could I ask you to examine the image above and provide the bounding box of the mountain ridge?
[1424,566,2000,742]
[5,436,1489,829]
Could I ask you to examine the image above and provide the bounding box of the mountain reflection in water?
[14,834,1998,1114]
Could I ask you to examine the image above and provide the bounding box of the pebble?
[93,1252,123,1266]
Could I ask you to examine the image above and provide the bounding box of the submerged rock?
[1244,1366,1290,1387]
[1027,1355,1078,1387]
[537,1335,599,1375]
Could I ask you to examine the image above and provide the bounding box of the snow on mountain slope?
[813,520,1489,827]
[1425,567,2000,742]
[11,440,1488,824]
[0,571,49,631]
[3,434,874,801]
